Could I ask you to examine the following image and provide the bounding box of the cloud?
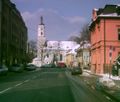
[64,16,86,24]
[22,8,59,22]
[22,12,34,21]
[11,0,31,2]
[21,8,86,41]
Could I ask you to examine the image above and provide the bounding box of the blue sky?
[11,0,120,41]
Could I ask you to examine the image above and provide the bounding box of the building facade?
[33,16,80,67]
[46,41,78,64]
[76,41,91,69]
[66,53,74,68]
[0,0,27,66]
[90,4,120,74]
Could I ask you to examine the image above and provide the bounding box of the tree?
[80,23,90,42]
[26,40,37,63]
[68,35,81,44]
[68,23,90,43]
[29,40,37,53]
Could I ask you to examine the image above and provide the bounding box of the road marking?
[84,79,87,82]
[84,80,90,85]
[86,81,90,85]
[14,83,23,87]
[24,79,30,83]
[105,96,112,101]
[32,76,37,79]
[0,87,12,94]
[42,72,59,74]
[91,85,95,90]
[0,71,47,95]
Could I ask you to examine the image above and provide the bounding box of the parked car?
[25,64,36,71]
[0,65,8,75]
[40,63,56,68]
[71,67,82,75]
[9,64,24,73]
[56,62,67,68]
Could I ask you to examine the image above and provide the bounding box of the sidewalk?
[83,70,120,101]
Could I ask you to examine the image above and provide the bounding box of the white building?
[46,41,78,63]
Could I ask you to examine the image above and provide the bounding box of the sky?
[11,0,120,41]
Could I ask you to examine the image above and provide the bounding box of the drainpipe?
[104,18,106,74]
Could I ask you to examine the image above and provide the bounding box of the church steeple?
[37,16,46,62]
[40,16,44,25]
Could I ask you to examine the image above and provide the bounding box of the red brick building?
[89,4,120,74]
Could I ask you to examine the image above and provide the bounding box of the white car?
[25,64,36,71]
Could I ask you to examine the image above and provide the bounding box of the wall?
[91,18,120,74]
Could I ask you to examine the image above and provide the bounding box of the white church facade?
[32,16,79,67]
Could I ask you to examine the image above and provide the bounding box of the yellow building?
[66,53,74,68]
[76,41,91,69]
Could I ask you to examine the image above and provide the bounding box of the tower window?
[118,29,120,40]
[41,32,43,35]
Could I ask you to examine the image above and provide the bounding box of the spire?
[40,16,44,25]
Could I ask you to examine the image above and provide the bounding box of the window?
[118,29,120,40]
[60,54,62,61]
[41,32,43,35]
[118,52,120,56]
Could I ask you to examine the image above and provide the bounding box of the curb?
[83,70,102,77]
[102,89,120,102]
[83,70,120,102]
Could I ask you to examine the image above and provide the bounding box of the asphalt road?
[0,68,116,102]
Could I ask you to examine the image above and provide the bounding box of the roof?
[89,4,120,29]
[98,4,120,17]
[47,40,77,50]
[102,5,117,14]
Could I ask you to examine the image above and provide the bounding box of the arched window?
[41,32,43,35]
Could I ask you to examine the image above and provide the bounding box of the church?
[32,16,79,67]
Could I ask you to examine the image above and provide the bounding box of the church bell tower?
[37,16,46,64]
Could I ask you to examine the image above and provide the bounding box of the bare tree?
[80,23,90,42]
[68,35,81,44]
[68,23,90,43]
[29,40,37,52]
[26,40,37,63]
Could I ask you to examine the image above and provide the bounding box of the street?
[0,68,116,102]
